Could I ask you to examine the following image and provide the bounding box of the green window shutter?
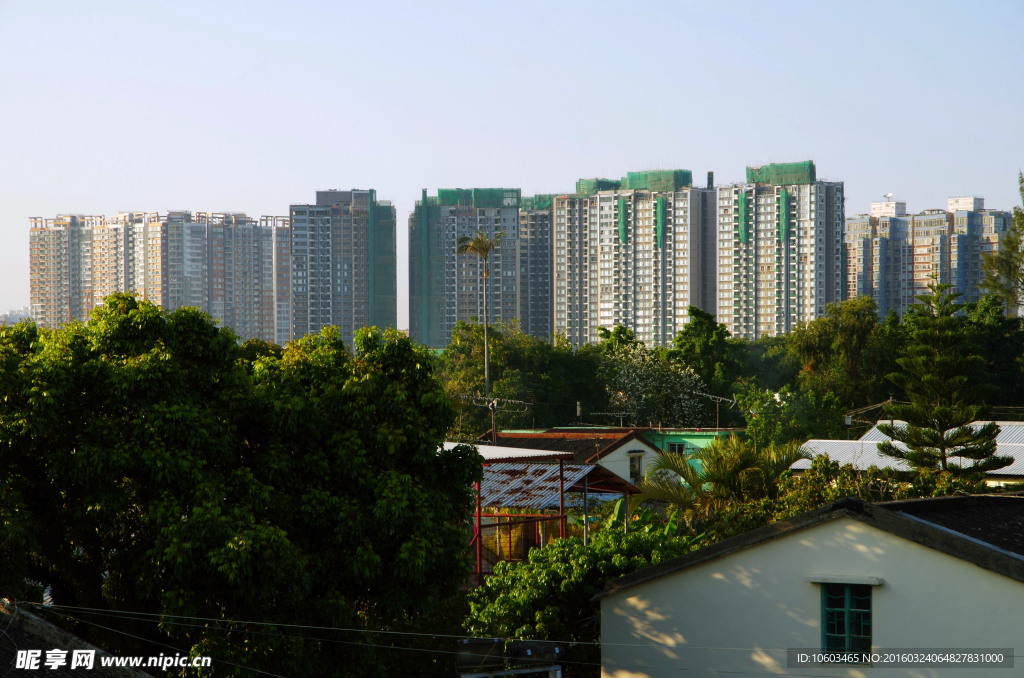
[737,193,749,244]
[618,198,628,245]
[655,197,666,249]
[778,189,791,242]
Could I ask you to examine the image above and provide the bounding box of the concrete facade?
[553,172,717,348]
[287,189,397,347]
[845,197,1012,317]
[716,162,845,339]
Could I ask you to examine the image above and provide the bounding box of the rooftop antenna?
[884,192,893,201]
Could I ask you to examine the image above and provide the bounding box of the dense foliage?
[0,294,481,677]
[464,521,697,675]
[639,434,810,528]
[598,334,709,428]
[441,321,607,437]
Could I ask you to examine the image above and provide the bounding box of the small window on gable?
[628,452,644,484]
[822,583,872,653]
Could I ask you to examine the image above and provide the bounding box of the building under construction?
[552,170,718,347]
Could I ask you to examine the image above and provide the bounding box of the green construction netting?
[473,188,520,208]
[778,189,791,242]
[576,178,621,196]
[656,197,666,249]
[435,188,521,208]
[621,170,692,192]
[618,198,628,245]
[737,193,749,244]
[437,188,472,207]
[746,161,816,186]
[521,194,555,211]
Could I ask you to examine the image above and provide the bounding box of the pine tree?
[877,283,1010,477]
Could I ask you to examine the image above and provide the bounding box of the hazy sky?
[2,0,1022,326]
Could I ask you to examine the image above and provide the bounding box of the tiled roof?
[883,494,1024,557]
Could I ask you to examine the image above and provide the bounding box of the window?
[628,453,644,484]
[822,583,872,653]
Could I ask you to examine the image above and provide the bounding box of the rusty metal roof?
[479,463,639,508]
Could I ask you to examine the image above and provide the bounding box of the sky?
[1,0,1022,326]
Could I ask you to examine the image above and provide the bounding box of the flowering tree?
[600,338,709,428]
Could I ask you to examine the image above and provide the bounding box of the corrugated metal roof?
[794,430,1024,477]
[479,463,637,508]
[480,463,591,508]
[859,422,1024,444]
[792,440,914,472]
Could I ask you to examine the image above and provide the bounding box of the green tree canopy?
[981,172,1024,315]
[787,296,899,407]
[440,321,607,438]
[670,306,746,399]
[735,383,844,447]
[0,294,481,677]
[464,523,696,673]
[878,284,1010,477]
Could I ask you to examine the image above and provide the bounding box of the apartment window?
[822,583,872,653]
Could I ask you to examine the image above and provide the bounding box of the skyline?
[3,0,1022,327]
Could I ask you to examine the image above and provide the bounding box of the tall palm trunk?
[483,265,490,397]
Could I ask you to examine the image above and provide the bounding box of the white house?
[597,495,1024,677]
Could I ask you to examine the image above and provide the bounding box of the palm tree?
[457,231,504,397]
[639,434,810,529]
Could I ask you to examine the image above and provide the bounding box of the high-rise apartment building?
[552,171,717,348]
[284,190,396,346]
[264,215,292,345]
[30,191,396,345]
[30,214,101,328]
[716,161,844,339]
[518,194,555,340]
[845,197,1012,316]
[30,211,278,341]
[409,188,529,348]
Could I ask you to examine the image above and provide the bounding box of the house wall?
[641,430,735,452]
[601,516,1024,677]
[595,439,661,484]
